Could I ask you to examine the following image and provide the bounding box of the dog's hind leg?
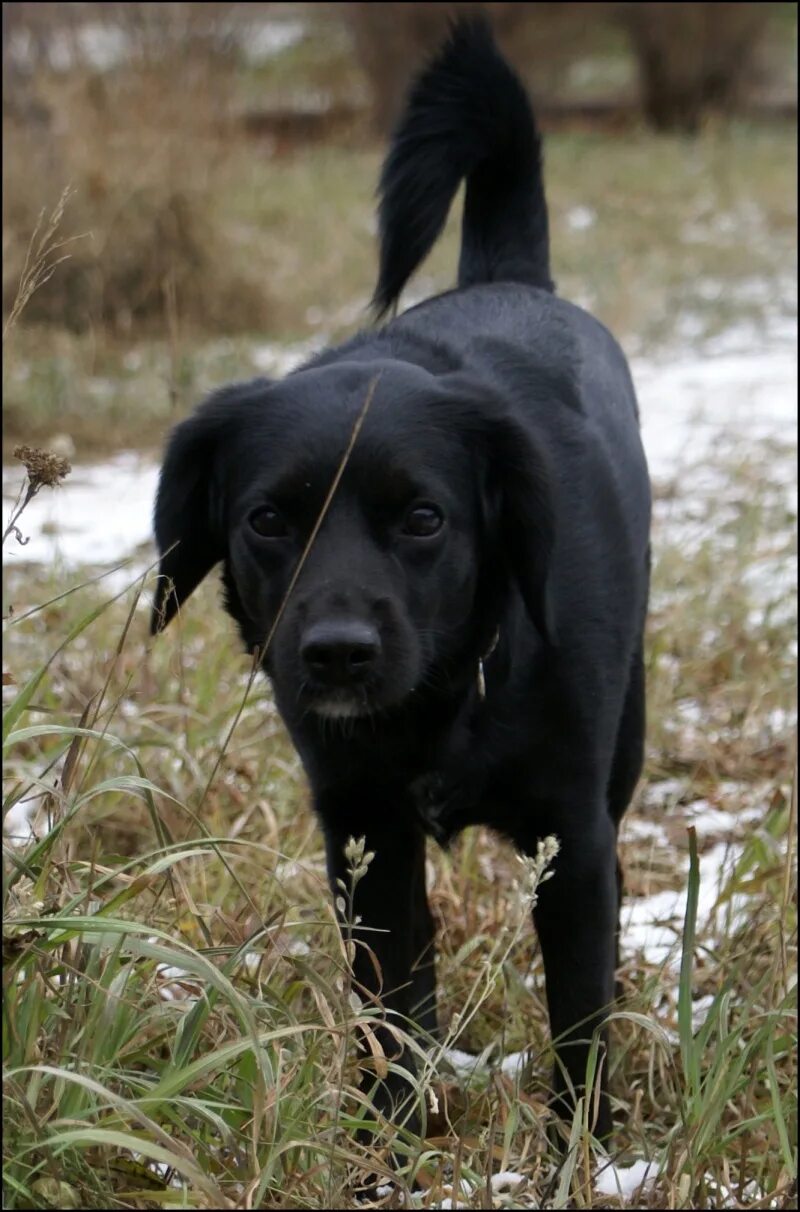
[607,647,646,828]
[606,645,646,978]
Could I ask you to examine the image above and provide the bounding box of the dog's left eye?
[249,506,289,538]
[403,503,444,537]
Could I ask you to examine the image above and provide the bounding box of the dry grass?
[2,22,271,337]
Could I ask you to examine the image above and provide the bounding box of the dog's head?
[151,359,554,722]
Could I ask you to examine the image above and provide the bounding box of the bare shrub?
[618,2,770,132]
[2,2,271,335]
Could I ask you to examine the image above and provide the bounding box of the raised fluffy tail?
[373,16,553,316]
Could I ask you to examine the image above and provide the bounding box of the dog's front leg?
[321,812,427,1157]
[516,811,618,1143]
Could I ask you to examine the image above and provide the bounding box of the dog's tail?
[373,16,553,317]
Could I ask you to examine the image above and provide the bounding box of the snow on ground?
[3,451,159,590]
[595,1158,660,1200]
[635,339,797,483]
[3,794,46,846]
[5,16,307,74]
[621,837,748,968]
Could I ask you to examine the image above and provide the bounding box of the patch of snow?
[440,1178,475,1210]
[3,453,158,570]
[657,991,723,1046]
[689,993,717,1032]
[567,205,597,231]
[641,778,689,805]
[595,1158,659,1199]
[635,344,797,481]
[767,707,797,734]
[273,858,316,883]
[499,1050,527,1079]
[250,336,326,376]
[3,795,42,845]
[490,1170,525,1194]
[242,19,306,63]
[705,1174,773,1208]
[432,1044,529,1086]
[622,840,748,968]
[437,1046,487,1080]
[37,24,129,72]
[7,16,307,72]
[683,799,744,833]
[621,815,670,842]
[155,963,203,1003]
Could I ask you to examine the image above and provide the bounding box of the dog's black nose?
[300,621,381,685]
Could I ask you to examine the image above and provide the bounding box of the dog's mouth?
[309,690,373,720]
[301,674,417,722]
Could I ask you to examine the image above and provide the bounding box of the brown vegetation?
[619,1,770,133]
[2,2,271,335]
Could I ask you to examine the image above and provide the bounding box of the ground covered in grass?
[3,390,796,1208]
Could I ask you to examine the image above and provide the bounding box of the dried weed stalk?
[3,445,72,549]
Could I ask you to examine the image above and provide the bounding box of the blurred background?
[2,0,797,459]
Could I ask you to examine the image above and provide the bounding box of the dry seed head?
[515,834,561,909]
[5,876,45,922]
[13,445,71,488]
[344,835,365,865]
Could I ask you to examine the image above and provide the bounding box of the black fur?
[151,17,650,1158]
[374,17,554,315]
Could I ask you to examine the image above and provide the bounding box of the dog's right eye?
[403,503,444,537]
[249,506,289,538]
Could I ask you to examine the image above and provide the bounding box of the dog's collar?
[477,628,500,700]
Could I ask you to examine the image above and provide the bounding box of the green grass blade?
[678,825,701,1100]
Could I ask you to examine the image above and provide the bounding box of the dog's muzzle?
[299,619,383,716]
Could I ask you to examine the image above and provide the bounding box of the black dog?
[152,19,650,1151]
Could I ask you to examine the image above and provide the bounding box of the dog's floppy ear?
[487,412,556,646]
[151,386,255,635]
[440,372,557,645]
